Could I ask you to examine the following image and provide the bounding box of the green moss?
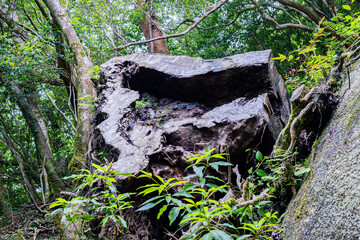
[275,87,309,151]
[68,119,87,172]
[68,155,86,172]
[293,171,314,221]
[242,181,251,201]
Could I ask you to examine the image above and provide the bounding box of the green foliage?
[136,147,281,239]
[274,6,360,93]
[135,95,157,109]
[238,212,280,240]
[49,162,134,238]
[89,65,101,81]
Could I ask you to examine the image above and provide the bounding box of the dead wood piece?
[287,100,316,153]
[236,192,269,207]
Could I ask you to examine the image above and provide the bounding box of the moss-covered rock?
[282,61,360,239]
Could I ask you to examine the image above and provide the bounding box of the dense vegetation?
[0,0,359,239]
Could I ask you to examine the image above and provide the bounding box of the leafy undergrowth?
[0,208,58,240]
[47,148,307,240]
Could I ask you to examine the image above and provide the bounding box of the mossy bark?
[271,84,336,205]
[274,84,309,152]
[9,82,66,196]
[43,0,96,172]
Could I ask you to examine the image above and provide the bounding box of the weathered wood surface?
[95,50,290,177]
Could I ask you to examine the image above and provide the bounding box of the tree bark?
[138,0,170,55]
[8,82,66,195]
[42,0,96,171]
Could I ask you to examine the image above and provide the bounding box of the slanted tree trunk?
[8,82,66,195]
[138,0,170,54]
[42,0,96,171]
[33,0,76,113]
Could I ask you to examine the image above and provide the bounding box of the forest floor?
[0,208,58,240]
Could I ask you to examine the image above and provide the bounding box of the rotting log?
[94,50,291,178]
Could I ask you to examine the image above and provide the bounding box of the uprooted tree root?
[270,83,338,203]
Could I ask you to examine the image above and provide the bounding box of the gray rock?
[95,50,290,177]
[282,61,360,239]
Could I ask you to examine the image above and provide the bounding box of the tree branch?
[115,0,229,51]
[44,89,76,131]
[252,0,314,32]
[275,0,322,24]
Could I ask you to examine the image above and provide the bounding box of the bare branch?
[275,0,322,24]
[44,89,76,131]
[115,0,229,51]
[169,19,194,31]
[236,192,269,207]
[252,0,314,32]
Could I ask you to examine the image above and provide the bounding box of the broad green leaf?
[80,214,96,221]
[136,199,164,212]
[101,216,110,227]
[169,207,180,226]
[199,178,206,188]
[236,235,253,240]
[173,191,194,198]
[91,163,104,173]
[141,196,164,205]
[256,169,267,177]
[200,232,213,240]
[209,229,233,240]
[155,175,165,184]
[193,166,204,178]
[256,151,263,161]
[294,167,311,176]
[205,175,225,183]
[210,153,226,159]
[114,173,135,177]
[169,180,189,189]
[137,186,160,196]
[343,5,351,10]
[209,161,232,172]
[49,198,68,209]
[117,216,127,228]
[137,183,159,190]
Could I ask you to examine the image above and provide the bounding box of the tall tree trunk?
[42,0,96,171]
[139,0,170,54]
